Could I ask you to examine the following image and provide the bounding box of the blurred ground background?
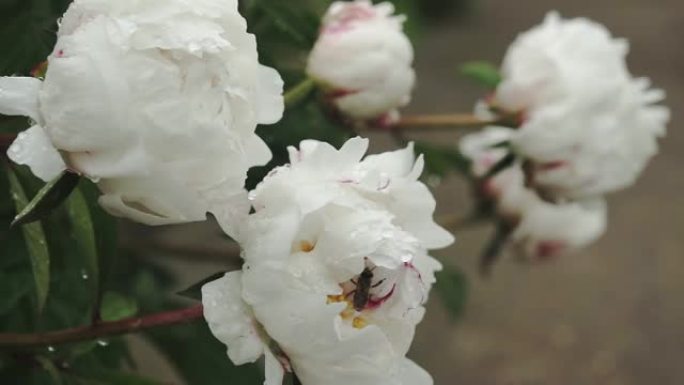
[127,0,684,384]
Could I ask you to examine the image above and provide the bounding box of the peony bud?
[306,1,415,124]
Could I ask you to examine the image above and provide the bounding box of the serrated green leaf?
[99,292,138,322]
[6,166,50,313]
[460,61,502,89]
[65,186,99,303]
[435,267,468,319]
[177,271,227,301]
[11,170,80,227]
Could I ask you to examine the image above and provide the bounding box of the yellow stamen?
[352,317,368,329]
[299,241,315,252]
[327,294,346,304]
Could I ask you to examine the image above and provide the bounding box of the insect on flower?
[349,266,386,312]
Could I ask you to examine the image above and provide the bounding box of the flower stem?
[0,304,204,349]
[0,133,15,150]
[395,114,495,129]
[284,78,317,109]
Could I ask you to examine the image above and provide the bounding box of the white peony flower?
[510,199,607,261]
[203,137,453,385]
[459,127,607,260]
[306,0,415,123]
[0,0,284,236]
[491,11,669,198]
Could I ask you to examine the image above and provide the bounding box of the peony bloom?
[460,127,607,260]
[306,0,415,124]
[203,138,453,385]
[0,0,283,235]
[489,12,669,198]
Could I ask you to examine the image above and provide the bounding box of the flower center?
[327,264,397,329]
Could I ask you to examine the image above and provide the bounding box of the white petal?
[256,65,285,125]
[395,359,433,385]
[0,77,42,122]
[202,272,265,365]
[263,349,285,385]
[360,142,415,178]
[244,133,273,167]
[97,174,207,226]
[7,125,66,181]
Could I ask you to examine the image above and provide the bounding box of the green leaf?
[460,61,502,89]
[99,292,138,322]
[435,266,468,319]
[36,356,64,385]
[6,166,50,313]
[177,271,227,301]
[482,152,516,180]
[414,142,471,178]
[0,269,33,314]
[65,370,161,385]
[11,170,80,227]
[252,0,321,48]
[65,186,99,303]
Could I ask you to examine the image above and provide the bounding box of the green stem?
[284,78,316,109]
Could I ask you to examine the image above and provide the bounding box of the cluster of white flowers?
[0,0,283,237]
[461,12,669,260]
[0,0,670,382]
[204,138,453,384]
[306,0,415,125]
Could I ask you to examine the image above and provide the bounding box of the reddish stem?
[0,304,204,349]
[395,114,495,129]
[0,133,16,149]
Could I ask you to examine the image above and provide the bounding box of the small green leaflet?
[66,187,99,308]
[6,166,50,313]
[460,61,503,89]
[11,170,80,227]
[99,292,138,322]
